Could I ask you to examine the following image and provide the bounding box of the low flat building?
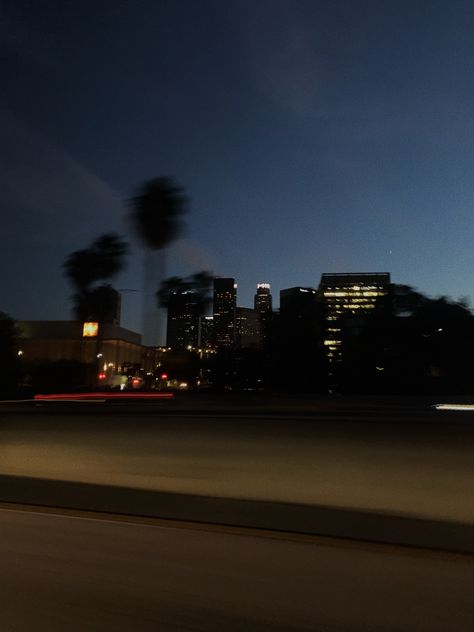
[18,320,158,375]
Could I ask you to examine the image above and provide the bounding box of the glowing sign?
[83,322,99,337]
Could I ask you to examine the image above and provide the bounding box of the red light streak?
[34,392,174,401]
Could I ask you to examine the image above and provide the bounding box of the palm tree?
[129,178,188,346]
[92,233,129,281]
[63,248,98,295]
[157,276,192,309]
[157,271,212,314]
[188,271,213,316]
[63,233,129,321]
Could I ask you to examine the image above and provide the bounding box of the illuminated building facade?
[235,307,260,348]
[199,315,214,348]
[318,273,390,362]
[213,278,237,348]
[254,283,273,345]
[166,292,200,349]
[17,321,157,377]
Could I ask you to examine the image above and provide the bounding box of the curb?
[1,475,473,554]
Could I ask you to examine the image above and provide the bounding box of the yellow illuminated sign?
[82,322,99,337]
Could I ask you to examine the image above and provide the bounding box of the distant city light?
[160,373,168,380]
[257,283,270,289]
[98,373,106,380]
[17,350,23,356]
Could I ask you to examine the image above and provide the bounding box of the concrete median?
[1,474,473,554]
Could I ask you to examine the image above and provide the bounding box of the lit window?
[83,322,99,337]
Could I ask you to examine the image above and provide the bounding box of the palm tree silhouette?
[157,271,212,314]
[129,177,188,346]
[63,233,128,321]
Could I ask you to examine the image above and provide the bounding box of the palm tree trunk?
[142,248,166,346]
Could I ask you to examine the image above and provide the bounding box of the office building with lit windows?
[235,307,260,348]
[199,315,214,348]
[213,278,237,348]
[318,272,390,361]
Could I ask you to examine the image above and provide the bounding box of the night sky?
[2,0,474,332]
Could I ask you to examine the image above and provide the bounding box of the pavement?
[1,399,473,525]
[1,505,473,632]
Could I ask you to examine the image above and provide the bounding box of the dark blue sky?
[2,0,474,331]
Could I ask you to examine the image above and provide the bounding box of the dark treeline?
[0,312,23,398]
[334,286,474,394]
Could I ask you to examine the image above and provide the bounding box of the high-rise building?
[235,307,260,348]
[278,287,326,390]
[199,315,214,348]
[166,291,200,349]
[280,287,319,335]
[213,278,237,348]
[318,272,391,362]
[254,283,273,345]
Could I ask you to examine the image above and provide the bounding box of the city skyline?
[3,1,474,332]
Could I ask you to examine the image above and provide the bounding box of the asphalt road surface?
[1,505,473,632]
[1,400,474,523]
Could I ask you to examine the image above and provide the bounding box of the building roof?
[18,321,142,345]
[319,272,390,287]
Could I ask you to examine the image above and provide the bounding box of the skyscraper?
[166,291,200,349]
[213,278,237,348]
[278,287,326,391]
[254,283,273,345]
[318,272,391,362]
[279,287,319,337]
[235,307,260,348]
[199,315,214,348]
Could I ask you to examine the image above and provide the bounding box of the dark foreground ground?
[1,396,473,630]
[1,505,473,632]
[1,395,473,526]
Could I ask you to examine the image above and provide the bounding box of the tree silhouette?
[63,248,99,294]
[63,233,128,321]
[188,271,213,315]
[129,177,188,346]
[0,312,22,397]
[338,286,474,393]
[157,271,212,315]
[157,277,192,309]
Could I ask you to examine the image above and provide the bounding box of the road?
[1,400,474,523]
[1,505,473,632]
